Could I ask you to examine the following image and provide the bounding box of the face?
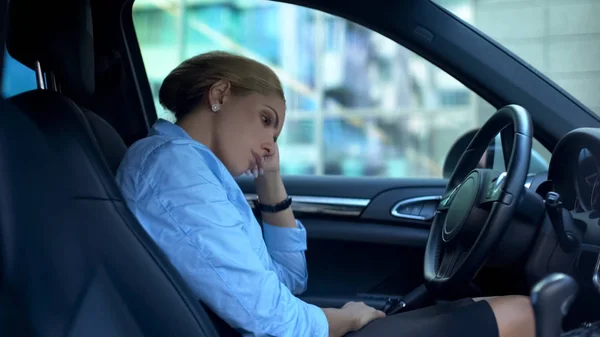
[210,84,286,176]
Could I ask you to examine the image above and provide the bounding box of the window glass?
[433,0,600,115]
[2,49,36,98]
[132,0,549,177]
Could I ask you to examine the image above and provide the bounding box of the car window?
[2,49,36,98]
[433,0,600,115]
[132,0,550,178]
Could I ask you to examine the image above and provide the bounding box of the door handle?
[391,196,441,221]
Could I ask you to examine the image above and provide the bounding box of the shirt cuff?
[262,219,307,252]
[307,302,329,337]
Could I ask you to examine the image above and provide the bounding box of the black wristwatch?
[256,196,292,213]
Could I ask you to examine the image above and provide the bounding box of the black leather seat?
[82,107,128,175]
[0,0,220,335]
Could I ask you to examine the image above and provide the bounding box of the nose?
[261,142,275,157]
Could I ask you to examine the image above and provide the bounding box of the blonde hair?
[159,51,284,120]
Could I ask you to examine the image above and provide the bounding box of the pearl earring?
[211,104,220,112]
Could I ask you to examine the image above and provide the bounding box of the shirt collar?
[149,118,192,140]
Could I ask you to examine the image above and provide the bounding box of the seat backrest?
[0,93,217,337]
[0,0,220,335]
[82,107,128,175]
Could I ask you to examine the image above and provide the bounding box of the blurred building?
[437,0,600,117]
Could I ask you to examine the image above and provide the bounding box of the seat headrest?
[6,0,95,97]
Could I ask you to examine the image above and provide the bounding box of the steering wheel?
[424,104,532,293]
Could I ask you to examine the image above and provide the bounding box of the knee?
[487,295,535,337]
[505,295,533,313]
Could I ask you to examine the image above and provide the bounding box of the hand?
[342,301,386,332]
[246,146,280,178]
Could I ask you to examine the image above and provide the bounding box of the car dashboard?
[521,128,600,332]
[544,128,600,289]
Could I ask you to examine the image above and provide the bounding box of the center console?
[551,251,600,337]
[534,251,600,337]
[562,321,600,337]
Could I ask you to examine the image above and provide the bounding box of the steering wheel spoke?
[478,172,515,208]
[437,195,451,211]
[437,242,468,279]
[438,185,460,212]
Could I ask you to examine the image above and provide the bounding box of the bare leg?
[474,295,535,337]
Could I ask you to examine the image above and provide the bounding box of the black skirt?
[346,298,499,337]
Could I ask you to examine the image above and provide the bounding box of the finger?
[374,310,386,319]
[258,157,264,175]
[251,150,264,175]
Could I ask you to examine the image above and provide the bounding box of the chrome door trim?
[390,195,442,221]
[245,194,370,217]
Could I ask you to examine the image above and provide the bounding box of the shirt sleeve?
[136,143,329,337]
[263,220,310,295]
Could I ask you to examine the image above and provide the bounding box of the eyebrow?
[264,104,280,129]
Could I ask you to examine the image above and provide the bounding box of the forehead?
[244,92,286,118]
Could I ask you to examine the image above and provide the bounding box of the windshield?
[433,0,600,115]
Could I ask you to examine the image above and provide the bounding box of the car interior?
[0,0,599,336]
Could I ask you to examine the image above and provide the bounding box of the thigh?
[345,298,499,337]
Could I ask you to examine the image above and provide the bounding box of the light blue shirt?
[116,119,328,337]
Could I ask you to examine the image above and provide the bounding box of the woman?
[116,51,535,337]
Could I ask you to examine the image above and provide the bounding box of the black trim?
[119,0,154,133]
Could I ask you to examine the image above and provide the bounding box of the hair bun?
[158,74,180,114]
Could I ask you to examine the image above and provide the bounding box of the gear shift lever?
[531,273,578,337]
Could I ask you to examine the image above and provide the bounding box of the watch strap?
[256,196,292,213]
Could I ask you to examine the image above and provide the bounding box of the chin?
[219,159,245,177]
[231,166,248,178]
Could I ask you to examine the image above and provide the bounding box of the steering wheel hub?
[443,172,481,242]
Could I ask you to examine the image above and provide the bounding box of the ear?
[207,79,232,107]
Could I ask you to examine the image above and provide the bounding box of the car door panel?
[361,187,445,224]
[237,175,447,309]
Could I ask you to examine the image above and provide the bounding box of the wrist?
[255,171,287,204]
[322,308,353,337]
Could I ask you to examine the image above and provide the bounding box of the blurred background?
[131,0,490,178]
[5,0,596,178]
